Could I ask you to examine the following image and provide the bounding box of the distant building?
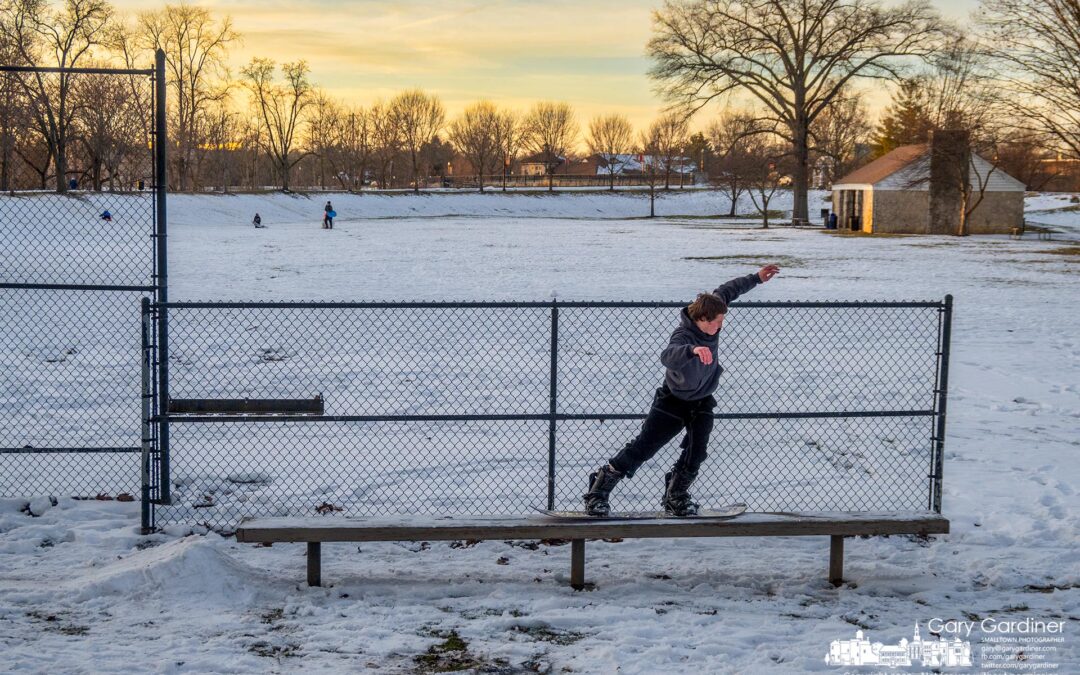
[519,153,563,176]
[831,131,1026,235]
[593,153,697,177]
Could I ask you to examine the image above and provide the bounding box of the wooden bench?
[235,511,949,590]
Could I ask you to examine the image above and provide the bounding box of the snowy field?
[1,189,1078,673]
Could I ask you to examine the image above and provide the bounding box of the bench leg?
[307,542,322,587]
[829,535,844,587]
[570,538,585,590]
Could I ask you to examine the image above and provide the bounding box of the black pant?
[608,385,716,478]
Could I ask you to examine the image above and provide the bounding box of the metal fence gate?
[0,53,167,532]
[149,298,952,531]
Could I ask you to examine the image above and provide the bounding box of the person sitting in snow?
[582,264,781,517]
[253,213,264,228]
[323,201,334,229]
[100,209,112,222]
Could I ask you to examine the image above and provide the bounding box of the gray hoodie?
[660,273,760,401]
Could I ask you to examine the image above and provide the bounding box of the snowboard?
[537,503,746,520]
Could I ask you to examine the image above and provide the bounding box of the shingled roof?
[833,144,928,186]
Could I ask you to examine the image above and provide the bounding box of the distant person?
[100,209,112,222]
[323,201,334,229]
[828,212,838,230]
[253,213,264,228]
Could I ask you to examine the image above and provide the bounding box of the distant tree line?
[648,0,1080,224]
[0,0,1077,199]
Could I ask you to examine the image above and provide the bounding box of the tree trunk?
[957,186,969,237]
[791,123,810,224]
[1,135,9,192]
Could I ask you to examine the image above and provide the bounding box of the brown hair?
[687,293,728,321]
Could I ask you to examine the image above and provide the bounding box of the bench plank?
[235,511,949,543]
[236,511,949,589]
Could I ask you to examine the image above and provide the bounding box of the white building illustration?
[825,623,973,668]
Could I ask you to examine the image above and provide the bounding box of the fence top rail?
[0,283,157,293]
[156,299,948,310]
[0,65,154,76]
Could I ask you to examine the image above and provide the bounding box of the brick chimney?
[928,129,970,235]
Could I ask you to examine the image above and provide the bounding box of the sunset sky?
[113,0,980,131]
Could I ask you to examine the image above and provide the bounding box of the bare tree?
[995,132,1060,190]
[305,90,339,189]
[639,120,665,217]
[743,133,789,229]
[903,40,1006,235]
[338,106,371,191]
[73,67,141,190]
[706,109,761,216]
[389,89,444,193]
[0,0,113,193]
[0,33,24,190]
[107,20,154,175]
[494,108,521,191]
[979,0,1080,160]
[648,0,945,224]
[651,111,689,189]
[13,124,51,187]
[522,101,578,192]
[241,57,313,191]
[810,89,872,186]
[447,100,502,192]
[201,102,242,191]
[586,113,634,190]
[369,100,400,189]
[136,2,238,190]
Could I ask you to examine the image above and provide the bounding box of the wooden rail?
[236,511,949,589]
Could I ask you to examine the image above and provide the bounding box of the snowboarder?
[100,209,112,222]
[323,201,334,229]
[582,264,781,517]
[253,213,264,228]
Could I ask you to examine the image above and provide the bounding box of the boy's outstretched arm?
[712,265,781,305]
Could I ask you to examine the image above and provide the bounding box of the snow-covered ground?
[1,189,1078,673]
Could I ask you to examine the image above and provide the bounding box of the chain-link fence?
[152,299,951,531]
[0,60,166,515]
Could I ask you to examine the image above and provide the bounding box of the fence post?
[154,48,171,504]
[140,298,153,533]
[932,295,953,513]
[548,301,559,511]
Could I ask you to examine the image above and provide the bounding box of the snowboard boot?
[662,468,701,516]
[583,464,624,516]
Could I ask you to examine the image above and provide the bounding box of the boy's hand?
[758,264,780,282]
[692,346,713,365]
